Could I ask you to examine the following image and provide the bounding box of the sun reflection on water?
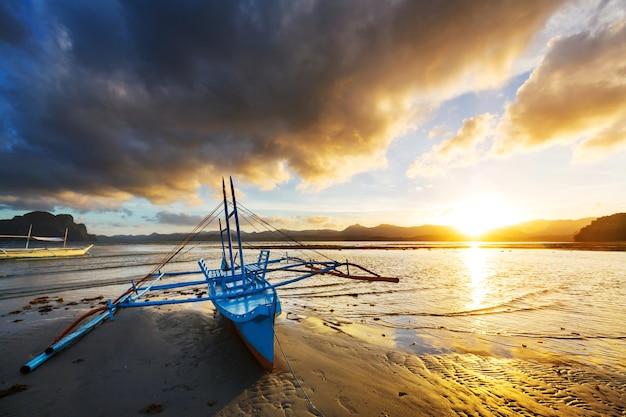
[464,244,490,310]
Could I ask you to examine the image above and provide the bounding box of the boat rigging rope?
[274,330,326,417]
[50,202,225,343]
[237,203,336,263]
[139,203,223,277]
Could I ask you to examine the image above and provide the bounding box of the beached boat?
[21,178,398,373]
[0,245,94,259]
[0,226,94,260]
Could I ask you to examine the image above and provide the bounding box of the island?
[0,211,96,241]
[575,213,626,242]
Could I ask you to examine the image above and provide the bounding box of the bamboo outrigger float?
[21,177,398,373]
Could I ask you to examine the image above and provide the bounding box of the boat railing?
[198,258,211,281]
[222,274,247,291]
[244,249,271,282]
[199,258,247,291]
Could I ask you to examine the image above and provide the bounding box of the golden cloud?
[409,18,626,178]
[497,20,626,155]
[407,113,496,178]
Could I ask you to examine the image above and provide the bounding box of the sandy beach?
[1,298,625,417]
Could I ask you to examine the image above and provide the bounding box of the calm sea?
[1,243,625,370]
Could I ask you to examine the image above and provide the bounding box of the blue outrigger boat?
[21,178,398,373]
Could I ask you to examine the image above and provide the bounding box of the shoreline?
[2,301,625,416]
[250,241,626,252]
[38,241,626,252]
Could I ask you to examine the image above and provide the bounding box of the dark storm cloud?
[0,1,29,45]
[0,0,564,210]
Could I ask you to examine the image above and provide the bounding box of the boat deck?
[199,255,278,319]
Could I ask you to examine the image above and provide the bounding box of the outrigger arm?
[21,177,398,373]
[20,257,396,373]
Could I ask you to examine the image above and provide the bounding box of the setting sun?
[447,198,519,237]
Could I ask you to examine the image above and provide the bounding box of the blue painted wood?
[20,177,397,373]
[199,250,280,369]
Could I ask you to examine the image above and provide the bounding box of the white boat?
[0,225,94,260]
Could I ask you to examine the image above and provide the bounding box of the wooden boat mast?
[26,225,32,249]
[229,177,246,281]
[221,177,247,285]
[1,225,69,249]
[221,178,236,276]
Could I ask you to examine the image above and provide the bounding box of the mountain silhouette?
[0,211,96,241]
[574,213,626,242]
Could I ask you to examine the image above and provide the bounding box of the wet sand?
[1,303,625,416]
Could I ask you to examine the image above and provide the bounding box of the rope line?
[274,331,326,417]
[50,202,225,343]
[237,203,336,262]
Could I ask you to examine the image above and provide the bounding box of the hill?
[482,218,595,242]
[1,211,610,243]
[338,224,465,241]
[574,213,626,242]
[96,224,465,243]
[97,218,598,243]
[0,211,96,241]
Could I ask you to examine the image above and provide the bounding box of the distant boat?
[21,177,398,373]
[0,225,94,260]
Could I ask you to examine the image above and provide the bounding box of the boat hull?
[224,311,278,371]
[0,244,94,260]
[212,286,281,371]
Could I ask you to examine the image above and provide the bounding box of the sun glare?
[465,246,489,310]
[448,198,518,238]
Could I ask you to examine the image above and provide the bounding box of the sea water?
[1,243,625,370]
[278,245,626,369]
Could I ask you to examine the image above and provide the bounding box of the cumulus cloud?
[409,17,626,178]
[497,19,626,156]
[0,0,564,210]
[247,214,340,231]
[0,191,132,213]
[153,211,206,226]
[407,113,496,178]
[303,216,337,228]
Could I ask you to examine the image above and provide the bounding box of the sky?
[1,0,625,237]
